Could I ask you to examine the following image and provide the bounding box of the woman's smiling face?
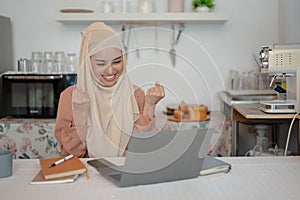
[90,47,124,87]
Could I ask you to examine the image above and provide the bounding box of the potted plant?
[192,0,215,12]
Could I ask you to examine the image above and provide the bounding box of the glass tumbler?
[259,73,271,90]
[113,0,131,13]
[54,51,66,73]
[31,51,43,73]
[101,1,113,13]
[44,51,54,73]
[66,53,77,73]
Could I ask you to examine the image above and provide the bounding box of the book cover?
[199,156,231,176]
[39,156,87,180]
[30,170,79,185]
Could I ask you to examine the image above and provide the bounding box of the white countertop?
[219,90,277,106]
[219,91,259,106]
[1,156,300,200]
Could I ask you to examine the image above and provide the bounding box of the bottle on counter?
[281,73,287,100]
[17,58,28,73]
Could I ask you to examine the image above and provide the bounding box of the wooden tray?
[60,9,94,13]
[168,115,210,122]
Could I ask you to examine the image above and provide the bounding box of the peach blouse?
[54,85,159,157]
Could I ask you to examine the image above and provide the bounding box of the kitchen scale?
[260,100,297,113]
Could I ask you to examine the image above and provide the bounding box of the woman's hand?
[143,82,165,121]
[145,81,165,106]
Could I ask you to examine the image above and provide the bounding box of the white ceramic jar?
[138,0,154,13]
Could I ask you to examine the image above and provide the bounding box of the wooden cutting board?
[60,9,94,13]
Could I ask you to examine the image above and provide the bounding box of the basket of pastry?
[167,104,209,122]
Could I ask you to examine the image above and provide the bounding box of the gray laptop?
[87,128,212,187]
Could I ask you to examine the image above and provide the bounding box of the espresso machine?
[259,45,300,113]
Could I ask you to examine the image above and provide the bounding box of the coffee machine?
[259,45,300,113]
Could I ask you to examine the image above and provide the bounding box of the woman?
[54,22,166,158]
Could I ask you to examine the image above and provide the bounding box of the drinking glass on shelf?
[226,69,239,90]
[54,51,66,73]
[31,51,43,73]
[66,53,77,73]
[238,72,249,90]
[247,71,259,90]
[43,51,54,73]
[259,73,271,90]
[153,0,167,13]
[113,0,131,13]
[101,0,113,13]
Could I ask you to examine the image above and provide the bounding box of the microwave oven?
[0,72,77,118]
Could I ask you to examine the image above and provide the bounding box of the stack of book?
[30,155,88,185]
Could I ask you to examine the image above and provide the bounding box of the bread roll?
[178,104,188,112]
[187,107,200,120]
[174,109,184,120]
[198,105,207,121]
[172,104,207,121]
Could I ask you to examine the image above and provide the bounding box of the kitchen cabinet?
[56,12,229,24]
[0,118,61,159]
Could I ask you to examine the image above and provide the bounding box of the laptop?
[87,128,212,187]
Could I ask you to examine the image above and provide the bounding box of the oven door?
[2,75,65,118]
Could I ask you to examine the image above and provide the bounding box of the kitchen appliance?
[0,72,76,118]
[260,99,297,113]
[258,45,300,113]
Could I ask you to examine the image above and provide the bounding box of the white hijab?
[73,22,139,157]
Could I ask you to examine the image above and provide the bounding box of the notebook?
[30,170,79,185]
[199,156,231,176]
[39,156,87,180]
[88,128,213,187]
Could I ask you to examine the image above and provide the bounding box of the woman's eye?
[113,60,121,64]
[97,63,106,67]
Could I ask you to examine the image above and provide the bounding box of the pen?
[49,154,74,168]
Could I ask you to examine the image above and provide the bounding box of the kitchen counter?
[219,90,277,107]
[0,111,231,158]
[2,156,300,200]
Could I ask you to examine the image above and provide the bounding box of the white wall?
[0,0,280,110]
[279,0,300,43]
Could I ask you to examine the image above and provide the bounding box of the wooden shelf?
[56,12,229,24]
